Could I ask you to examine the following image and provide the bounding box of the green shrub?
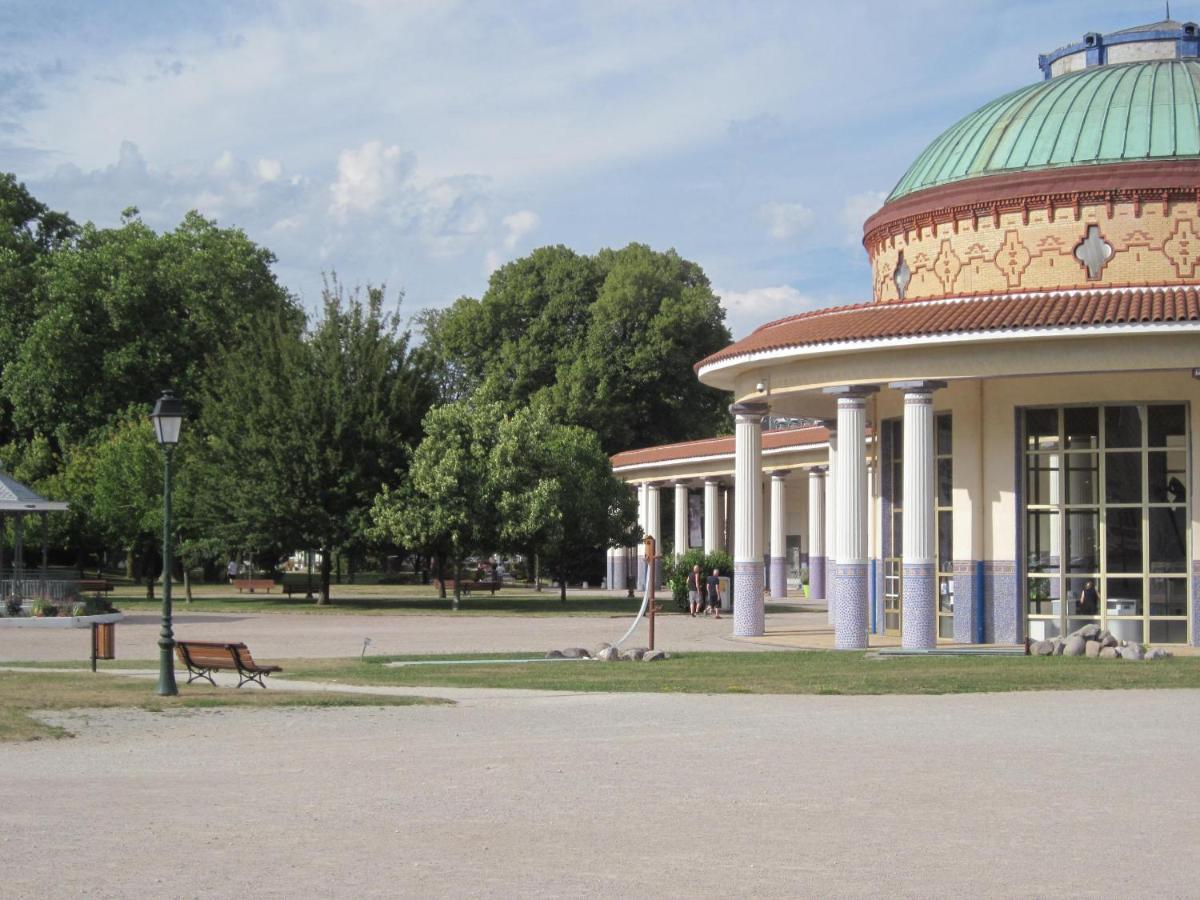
[31,599,59,618]
[664,549,733,611]
[3,596,22,617]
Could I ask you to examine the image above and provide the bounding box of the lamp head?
[150,391,184,446]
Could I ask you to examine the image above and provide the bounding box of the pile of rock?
[545,643,670,662]
[1028,624,1173,660]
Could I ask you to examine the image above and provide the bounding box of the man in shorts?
[686,564,704,617]
[705,568,722,619]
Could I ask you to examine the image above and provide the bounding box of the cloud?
[501,209,540,249]
[759,201,814,240]
[256,158,282,182]
[716,284,825,338]
[841,191,887,244]
[329,141,410,222]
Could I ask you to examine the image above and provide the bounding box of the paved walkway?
[4,686,1198,897]
[1,603,826,662]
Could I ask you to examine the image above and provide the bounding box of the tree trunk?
[348,553,356,585]
[318,547,332,605]
[183,565,193,604]
[534,553,541,592]
[125,548,134,579]
[452,556,461,611]
[435,555,446,598]
[559,569,567,603]
[74,548,85,578]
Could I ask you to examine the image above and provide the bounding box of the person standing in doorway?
[706,568,722,619]
[1076,580,1099,615]
[686,564,704,617]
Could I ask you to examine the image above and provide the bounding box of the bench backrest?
[176,641,243,668]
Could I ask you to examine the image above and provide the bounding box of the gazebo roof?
[0,470,69,513]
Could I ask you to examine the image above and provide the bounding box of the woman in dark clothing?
[1077,580,1099,615]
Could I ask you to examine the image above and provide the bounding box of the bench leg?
[237,670,268,688]
[186,667,216,686]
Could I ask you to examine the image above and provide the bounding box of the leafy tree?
[195,278,435,603]
[420,243,730,453]
[491,406,639,601]
[2,209,297,451]
[370,401,503,608]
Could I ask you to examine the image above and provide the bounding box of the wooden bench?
[435,579,502,597]
[281,575,316,598]
[174,641,283,688]
[78,579,114,595]
[232,578,275,593]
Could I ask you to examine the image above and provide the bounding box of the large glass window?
[1023,404,1190,643]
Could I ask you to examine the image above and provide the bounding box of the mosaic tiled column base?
[612,554,627,594]
[810,556,825,603]
[901,561,936,649]
[733,561,765,636]
[952,560,980,644]
[985,560,1019,644]
[1192,561,1200,647]
[636,558,646,592]
[769,557,787,599]
[832,562,868,649]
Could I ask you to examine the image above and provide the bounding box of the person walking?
[686,564,704,617]
[226,559,238,584]
[705,568,723,619]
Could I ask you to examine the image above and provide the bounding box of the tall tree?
[419,242,728,452]
[196,278,436,603]
[370,401,503,608]
[492,406,639,601]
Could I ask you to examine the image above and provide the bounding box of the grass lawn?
[274,650,1200,695]
[0,671,450,742]
[109,585,686,617]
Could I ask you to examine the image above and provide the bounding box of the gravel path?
[1,607,811,662]
[4,688,1198,897]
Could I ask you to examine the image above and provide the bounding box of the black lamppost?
[150,391,184,696]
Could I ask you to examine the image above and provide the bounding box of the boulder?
[1063,636,1086,657]
[1098,630,1117,649]
[561,647,591,659]
[545,650,565,659]
[1145,648,1173,661]
[1084,640,1101,658]
[1075,624,1102,640]
[1098,647,1120,659]
[620,647,647,661]
[1053,639,1067,656]
[591,642,614,657]
[1031,640,1056,656]
[595,646,621,662]
[642,649,669,662]
[1118,643,1145,661]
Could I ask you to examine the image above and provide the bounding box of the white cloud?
[257,158,283,182]
[841,191,887,244]
[759,201,814,240]
[329,141,409,222]
[716,284,825,338]
[501,210,540,249]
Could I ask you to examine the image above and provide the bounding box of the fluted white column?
[808,467,826,602]
[731,401,768,636]
[636,482,648,591]
[769,471,788,599]
[827,386,877,649]
[612,545,627,593]
[704,479,720,554]
[645,482,662,588]
[606,547,614,590]
[674,482,689,559]
[891,381,945,648]
[725,485,736,559]
[824,424,838,625]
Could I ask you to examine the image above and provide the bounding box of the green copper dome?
[888,60,1200,202]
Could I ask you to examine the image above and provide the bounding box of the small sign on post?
[91,622,115,672]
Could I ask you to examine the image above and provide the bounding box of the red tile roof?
[697,287,1200,370]
[611,425,830,469]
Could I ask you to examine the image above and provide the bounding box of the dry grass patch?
[0,670,450,742]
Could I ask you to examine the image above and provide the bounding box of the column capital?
[887,379,948,395]
[808,465,828,476]
[729,400,769,421]
[769,469,789,480]
[822,384,879,399]
[703,477,723,487]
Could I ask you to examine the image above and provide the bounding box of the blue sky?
[0,0,1176,336]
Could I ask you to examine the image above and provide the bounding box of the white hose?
[613,576,653,648]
